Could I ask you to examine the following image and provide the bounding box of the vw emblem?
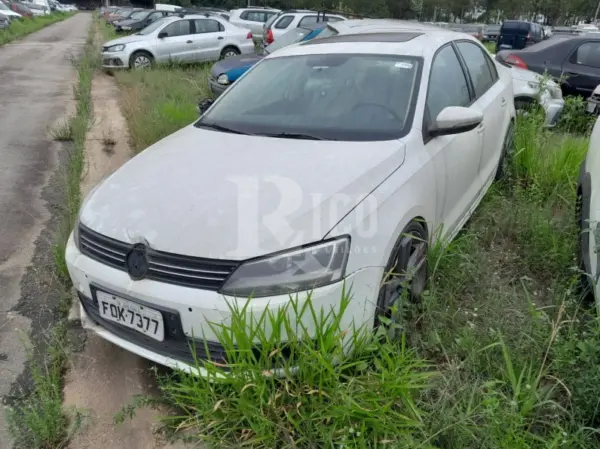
[125,243,149,280]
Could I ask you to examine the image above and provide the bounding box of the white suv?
[263,10,345,45]
[229,7,280,39]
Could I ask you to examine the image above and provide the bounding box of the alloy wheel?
[133,55,151,69]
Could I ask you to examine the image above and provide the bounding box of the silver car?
[102,14,255,69]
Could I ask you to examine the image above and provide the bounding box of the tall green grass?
[0,13,73,46]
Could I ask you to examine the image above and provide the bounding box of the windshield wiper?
[198,123,252,135]
[265,132,326,141]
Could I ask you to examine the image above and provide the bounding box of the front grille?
[79,291,230,368]
[78,224,240,290]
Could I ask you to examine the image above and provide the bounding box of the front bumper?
[101,51,129,69]
[541,98,565,127]
[66,233,381,374]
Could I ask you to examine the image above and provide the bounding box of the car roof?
[266,29,474,59]
[330,19,447,33]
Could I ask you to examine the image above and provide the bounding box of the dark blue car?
[208,22,333,96]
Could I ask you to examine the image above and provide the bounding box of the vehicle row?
[0,0,74,22]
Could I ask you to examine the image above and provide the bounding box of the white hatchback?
[67,29,515,373]
[228,7,280,39]
[101,13,254,69]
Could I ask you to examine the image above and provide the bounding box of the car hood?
[210,53,264,78]
[103,34,146,47]
[80,126,406,260]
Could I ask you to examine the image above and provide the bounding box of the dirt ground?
[63,72,193,449]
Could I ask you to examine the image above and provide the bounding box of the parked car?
[209,22,333,96]
[263,9,345,45]
[68,27,515,372]
[107,8,141,24]
[0,0,21,19]
[101,13,254,69]
[483,24,500,42]
[155,3,182,13]
[509,65,564,126]
[8,2,32,18]
[114,9,170,33]
[228,7,280,40]
[496,20,545,52]
[496,35,600,97]
[551,26,578,36]
[577,114,600,303]
[25,2,49,16]
[0,12,9,27]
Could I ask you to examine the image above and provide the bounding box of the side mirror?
[157,31,168,38]
[429,106,483,138]
[197,98,214,115]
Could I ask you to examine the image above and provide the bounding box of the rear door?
[562,40,600,97]
[191,18,226,61]
[154,19,195,62]
[455,40,508,186]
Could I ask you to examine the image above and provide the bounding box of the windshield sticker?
[394,62,413,69]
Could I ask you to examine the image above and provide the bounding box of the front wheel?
[375,221,428,340]
[129,51,153,70]
[495,121,515,181]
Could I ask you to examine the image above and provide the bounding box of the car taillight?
[506,54,527,70]
[266,28,274,44]
[246,31,252,39]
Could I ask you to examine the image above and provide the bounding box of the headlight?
[220,236,350,298]
[72,214,81,251]
[217,74,229,85]
[106,44,125,52]
[550,85,563,99]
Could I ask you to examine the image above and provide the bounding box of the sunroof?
[301,32,423,45]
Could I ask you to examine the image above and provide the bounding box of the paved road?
[0,13,90,448]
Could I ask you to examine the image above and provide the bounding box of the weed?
[556,96,597,136]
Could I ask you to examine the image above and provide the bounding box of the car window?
[241,10,265,22]
[148,12,164,20]
[274,15,293,29]
[194,19,223,33]
[298,15,319,27]
[138,16,170,34]
[161,19,191,37]
[264,12,279,28]
[572,42,600,68]
[427,45,471,122]
[129,11,148,20]
[265,11,276,20]
[197,54,421,141]
[456,41,496,98]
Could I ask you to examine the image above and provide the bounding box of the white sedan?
[67,28,515,373]
[101,14,254,69]
[578,116,600,304]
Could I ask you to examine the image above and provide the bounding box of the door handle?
[501,97,507,107]
[217,36,224,40]
[186,40,193,44]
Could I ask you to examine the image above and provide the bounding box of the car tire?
[576,167,595,304]
[495,120,515,181]
[375,221,428,339]
[220,46,240,59]
[129,51,153,70]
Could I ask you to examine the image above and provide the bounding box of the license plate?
[587,101,597,113]
[96,290,164,341]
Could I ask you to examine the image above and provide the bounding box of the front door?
[455,40,508,186]
[154,19,195,63]
[425,43,484,239]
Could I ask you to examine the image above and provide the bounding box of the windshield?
[196,54,421,141]
[0,2,9,10]
[265,27,312,54]
[129,10,149,20]
[137,17,169,35]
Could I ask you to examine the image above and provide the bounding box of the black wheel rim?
[380,232,427,339]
